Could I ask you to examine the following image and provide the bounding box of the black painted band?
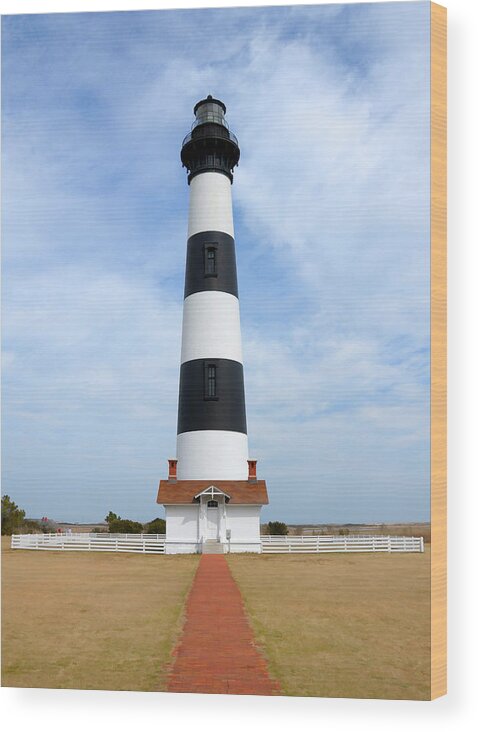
[184,231,238,299]
[177,358,247,435]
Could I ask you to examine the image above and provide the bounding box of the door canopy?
[194,485,231,502]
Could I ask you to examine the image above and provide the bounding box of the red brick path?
[167,555,280,695]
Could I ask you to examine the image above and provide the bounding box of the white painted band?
[176,430,249,480]
[188,172,234,238]
[180,290,243,364]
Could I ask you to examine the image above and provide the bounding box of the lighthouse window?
[207,365,216,397]
[204,362,218,400]
[207,500,218,508]
[204,245,218,277]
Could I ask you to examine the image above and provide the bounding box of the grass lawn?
[227,550,431,700]
[2,538,431,699]
[1,537,199,691]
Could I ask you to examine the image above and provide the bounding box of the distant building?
[157,96,268,553]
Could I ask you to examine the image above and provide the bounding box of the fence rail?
[260,534,424,553]
[11,533,166,554]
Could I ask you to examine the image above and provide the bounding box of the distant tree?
[267,521,289,536]
[108,518,143,534]
[1,495,26,535]
[338,528,350,536]
[22,519,52,534]
[105,511,120,525]
[145,518,166,534]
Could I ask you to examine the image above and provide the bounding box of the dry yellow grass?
[228,550,431,700]
[1,537,199,691]
[2,538,431,699]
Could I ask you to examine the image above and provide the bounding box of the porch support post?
[200,497,206,548]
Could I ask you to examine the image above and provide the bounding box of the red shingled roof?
[157,480,269,505]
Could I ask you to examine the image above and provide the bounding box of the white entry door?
[207,507,219,540]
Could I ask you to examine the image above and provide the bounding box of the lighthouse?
[157,96,268,554]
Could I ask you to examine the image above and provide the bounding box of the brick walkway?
[167,554,280,695]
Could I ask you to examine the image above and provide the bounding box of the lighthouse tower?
[177,96,247,479]
[157,96,268,554]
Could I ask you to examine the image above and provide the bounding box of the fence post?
[388,536,392,553]
[420,537,424,553]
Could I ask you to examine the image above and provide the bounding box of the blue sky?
[2,2,430,524]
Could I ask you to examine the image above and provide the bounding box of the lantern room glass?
[193,101,228,129]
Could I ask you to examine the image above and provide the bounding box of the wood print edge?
[430,0,447,701]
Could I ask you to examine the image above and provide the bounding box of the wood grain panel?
[430,1,447,701]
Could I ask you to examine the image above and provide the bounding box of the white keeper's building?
[157,96,269,553]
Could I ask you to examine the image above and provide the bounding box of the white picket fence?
[11,533,166,554]
[260,534,424,553]
[11,532,424,555]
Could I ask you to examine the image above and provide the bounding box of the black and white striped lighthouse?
[175,96,248,480]
[157,96,268,553]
